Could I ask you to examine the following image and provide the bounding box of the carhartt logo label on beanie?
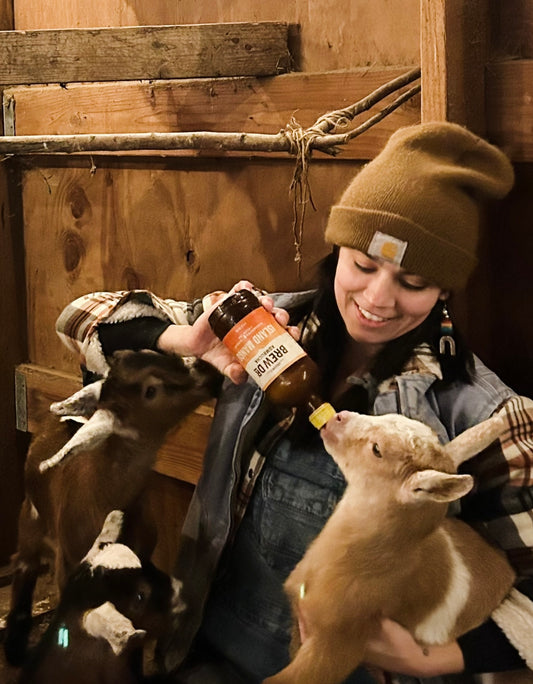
[325,122,515,291]
[368,231,407,266]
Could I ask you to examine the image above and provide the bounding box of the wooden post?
[420,0,500,375]
[0,0,27,570]
[420,0,489,134]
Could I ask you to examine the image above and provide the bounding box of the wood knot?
[61,230,85,273]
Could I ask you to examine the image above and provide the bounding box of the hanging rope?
[0,66,421,271]
[282,67,420,271]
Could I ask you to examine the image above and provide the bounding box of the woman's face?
[334,247,445,347]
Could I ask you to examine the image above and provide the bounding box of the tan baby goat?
[265,410,518,684]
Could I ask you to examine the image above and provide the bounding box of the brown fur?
[264,411,515,684]
[5,350,220,666]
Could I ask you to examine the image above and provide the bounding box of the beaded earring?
[439,302,456,356]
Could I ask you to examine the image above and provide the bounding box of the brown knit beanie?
[325,122,514,291]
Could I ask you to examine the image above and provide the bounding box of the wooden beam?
[420,0,490,133]
[16,363,211,485]
[0,22,290,85]
[3,68,421,160]
[486,59,533,162]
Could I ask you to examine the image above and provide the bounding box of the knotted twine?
[283,67,421,275]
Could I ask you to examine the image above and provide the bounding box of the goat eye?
[372,443,382,458]
[144,385,157,400]
[136,591,145,603]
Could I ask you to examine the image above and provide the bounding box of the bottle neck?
[307,396,336,430]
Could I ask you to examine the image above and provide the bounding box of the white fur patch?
[83,601,145,655]
[39,410,138,473]
[39,409,116,472]
[29,500,40,520]
[50,379,104,418]
[492,588,533,669]
[105,301,169,325]
[88,543,141,572]
[414,528,471,644]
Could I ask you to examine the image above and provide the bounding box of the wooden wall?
[1,0,532,568]
[12,0,421,71]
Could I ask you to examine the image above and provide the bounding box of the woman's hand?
[363,618,465,678]
[157,281,299,383]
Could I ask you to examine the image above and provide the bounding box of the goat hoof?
[3,611,33,666]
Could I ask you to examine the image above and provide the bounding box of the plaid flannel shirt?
[56,289,533,670]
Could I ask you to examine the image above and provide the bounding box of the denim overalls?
[164,348,513,683]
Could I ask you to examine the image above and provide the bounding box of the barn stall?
[0,0,531,599]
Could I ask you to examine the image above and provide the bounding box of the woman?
[56,122,533,683]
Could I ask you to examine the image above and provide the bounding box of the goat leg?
[4,498,47,665]
[263,630,369,684]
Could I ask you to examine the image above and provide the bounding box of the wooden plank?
[0,22,290,85]
[3,68,421,160]
[420,0,489,133]
[11,0,421,74]
[486,59,533,162]
[16,363,212,485]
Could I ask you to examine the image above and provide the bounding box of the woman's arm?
[363,619,465,678]
[55,285,297,383]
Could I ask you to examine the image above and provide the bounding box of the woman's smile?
[354,301,395,325]
[334,247,444,347]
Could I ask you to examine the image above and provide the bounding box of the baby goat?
[17,509,183,684]
[5,349,220,666]
[265,411,520,684]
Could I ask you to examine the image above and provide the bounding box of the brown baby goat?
[5,349,220,666]
[265,410,517,684]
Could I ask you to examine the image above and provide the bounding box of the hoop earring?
[439,303,456,356]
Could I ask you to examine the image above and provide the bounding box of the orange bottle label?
[223,307,305,390]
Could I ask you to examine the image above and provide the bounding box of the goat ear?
[39,409,115,473]
[82,601,146,655]
[82,510,125,564]
[400,470,474,504]
[444,413,507,468]
[50,379,104,418]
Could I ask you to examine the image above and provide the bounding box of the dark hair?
[301,249,474,397]
[285,248,474,444]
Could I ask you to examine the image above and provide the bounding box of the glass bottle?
[208,289,335,429]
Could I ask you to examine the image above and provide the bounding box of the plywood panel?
[22,158,362,374]
[12,0,421,72]
[4,68,421,160]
